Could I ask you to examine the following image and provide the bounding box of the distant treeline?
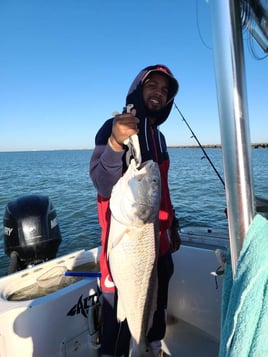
[169,143,268,149]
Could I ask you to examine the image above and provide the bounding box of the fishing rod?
[174,104,268,216]
[174,103,225,188]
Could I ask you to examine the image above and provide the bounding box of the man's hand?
[169,215,181,253]
[109,109,139,151]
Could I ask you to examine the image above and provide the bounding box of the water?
[0,148,267,277]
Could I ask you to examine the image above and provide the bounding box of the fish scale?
[108,159,161,356]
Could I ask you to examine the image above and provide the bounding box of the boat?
[0,1,268,356]
[0,225,227,357]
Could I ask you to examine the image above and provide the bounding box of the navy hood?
[126,64,179,126]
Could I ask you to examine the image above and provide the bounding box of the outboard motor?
[3,195,62,274]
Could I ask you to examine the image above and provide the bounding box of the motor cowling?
[3,195,62,274]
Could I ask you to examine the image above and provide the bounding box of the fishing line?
[195,0,212,50]
[173,104,268,214]
[174,103,225,188]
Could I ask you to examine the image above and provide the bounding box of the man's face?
[142,73,169,112]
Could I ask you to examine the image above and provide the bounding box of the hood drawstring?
[158,129,163,153]
[144,117,150,152]
[150,126,159,163]
[142,118,163,163]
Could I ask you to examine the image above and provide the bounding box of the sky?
[0,0,267,151]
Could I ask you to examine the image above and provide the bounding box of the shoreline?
[168,143,268,149]
[1,143,268,153]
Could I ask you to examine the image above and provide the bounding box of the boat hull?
[0,228,227,356]
[0,248,101,357]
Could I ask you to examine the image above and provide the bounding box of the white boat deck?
[0,231,225,356]
[161,230,226,357]
[163,316,219,357]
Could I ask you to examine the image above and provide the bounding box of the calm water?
[0,148,267,277]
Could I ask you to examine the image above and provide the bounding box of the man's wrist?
[108,137,124,152]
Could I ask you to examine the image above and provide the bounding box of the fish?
[107,158,161,357]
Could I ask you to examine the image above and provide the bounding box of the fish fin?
[130,338,154,357]
[110,232,126,249]
[127,228,142,241]
[107,218,129,255]
[117,293,126,322]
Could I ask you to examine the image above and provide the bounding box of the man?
[90,64,180,357]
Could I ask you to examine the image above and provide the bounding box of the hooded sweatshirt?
[90,64,179,292]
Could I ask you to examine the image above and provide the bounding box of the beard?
[145,106,165,121]
[144,106,167,126]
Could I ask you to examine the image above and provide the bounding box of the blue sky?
[0,0,267,151]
